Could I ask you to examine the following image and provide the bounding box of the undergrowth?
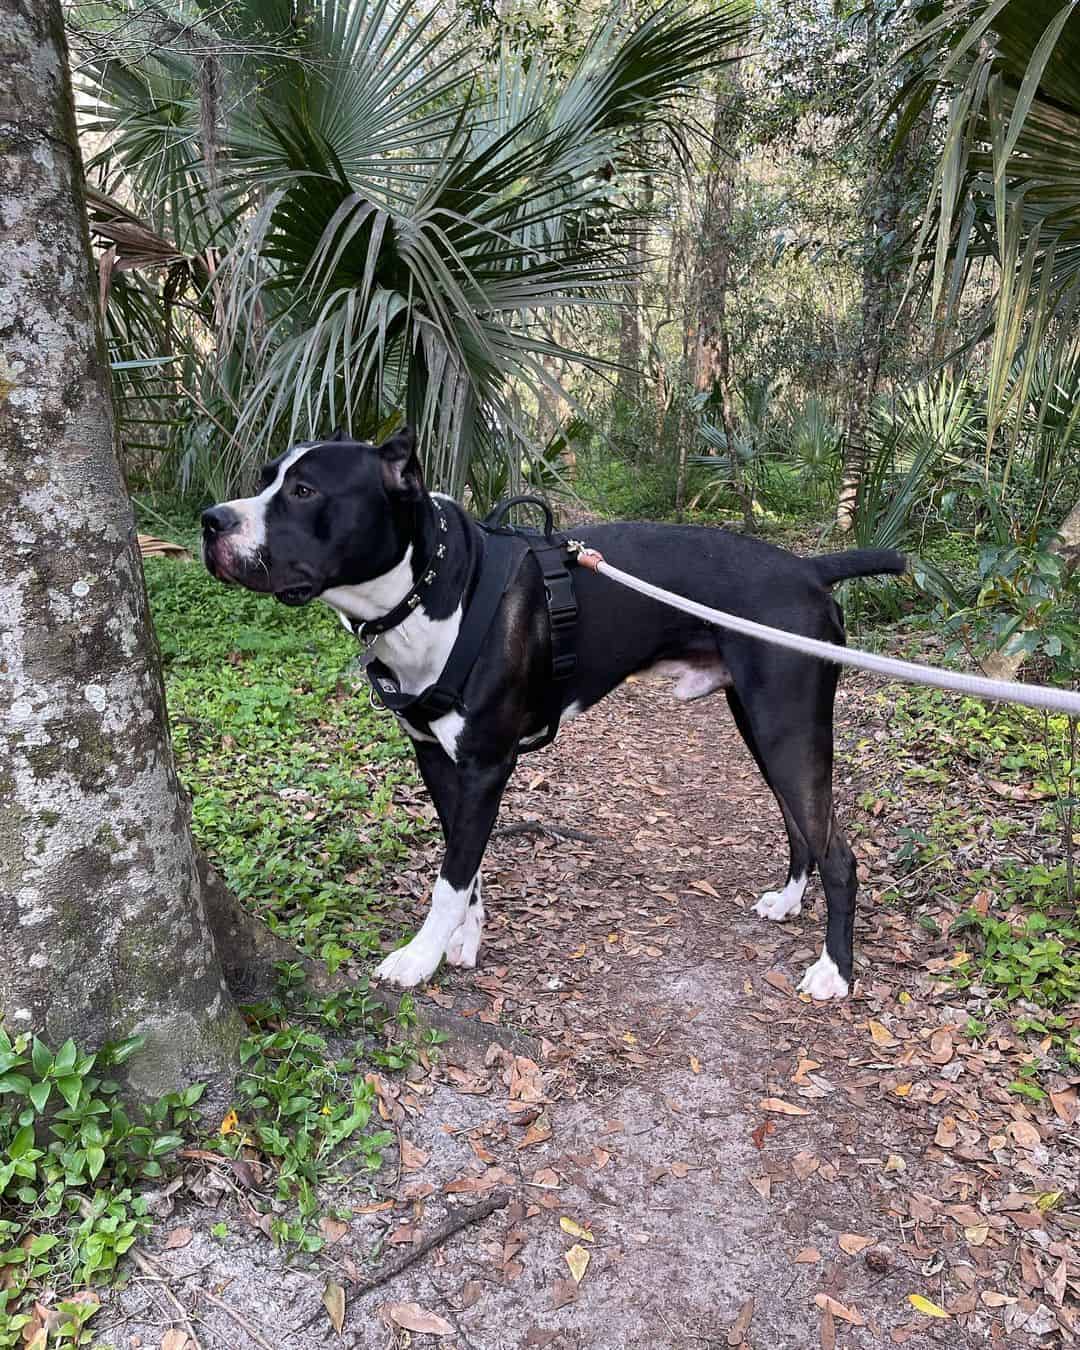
[143,554,434,970]
[866,685,1080,1091]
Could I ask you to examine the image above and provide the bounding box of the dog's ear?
[377,426,423,501]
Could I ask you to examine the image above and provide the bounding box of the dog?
[201,428,905,997]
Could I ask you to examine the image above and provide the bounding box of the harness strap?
[365,531,524,720]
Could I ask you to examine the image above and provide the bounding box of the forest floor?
[99,670,1078,1350]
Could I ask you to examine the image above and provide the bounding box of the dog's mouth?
[275,583,316,606]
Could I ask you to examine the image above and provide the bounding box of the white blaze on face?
[218,442,315,563]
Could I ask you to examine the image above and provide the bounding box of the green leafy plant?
[0,1029,200,1346]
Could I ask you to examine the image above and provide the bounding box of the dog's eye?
[292,483,315,499]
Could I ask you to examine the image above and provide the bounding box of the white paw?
[446,901,483,968]
[374,936,444,989]
[753,874,806,922]
[798,946,849,1000]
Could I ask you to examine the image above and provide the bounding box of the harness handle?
[483,494,556,539]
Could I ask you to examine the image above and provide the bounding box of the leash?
[570,546,1080,719]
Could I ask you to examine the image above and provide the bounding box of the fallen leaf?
[751,1119,775,1150]
[689,1056,702,1074]
[980,1292,1016,1308]
[813,1294,865,1326]
[319,1217,349,1244]
[164,1227,193,1250]
[883,1154,906,1173]
[559,1217,594,1243]
[1049,1086,1078,1125]
[1006,1120,1040,1151]
[749,1176,771,1200]
[1045,1255,1068,1308]
[565,1243,590,1283]
[726,1296,755,1346]
[517,1121,553,1150]
[161,1332,189,1350]
[691,879,720,898]
[550,1278,578,1309]
[794,1248,821,1263]
[385,1302,454,1335]
[323,1277,346,1335]
[907,1294,950,1319]
[219,1109,238,1137]
[399,1138,429,1171]
[792,1151,820,1180]
[459,1281,483,1310]
[964,1225,989,1247]
[868,1020,898,1048]
[445,1175,497,1195]
[934,1116,958,1149]
[759,1098,808,1116]
[929,1028,954,1065]
[893,1083,912,1098]
[839,1234,873,1255]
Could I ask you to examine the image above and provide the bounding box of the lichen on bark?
[0,0,244,1098]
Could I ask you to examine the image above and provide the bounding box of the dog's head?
[201,428,424,605]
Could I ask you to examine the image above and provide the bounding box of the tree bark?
[836,9,908,533]
[686,73,752,530]
[0,0,244,1099]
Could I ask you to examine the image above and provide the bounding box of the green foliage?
[142,547,434,965]
[0,1029,200,1345]
[875,686,1079,1082]
[79,0,751,501]
[223,967,418,1250]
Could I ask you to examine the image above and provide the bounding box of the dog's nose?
[201,505,240,536]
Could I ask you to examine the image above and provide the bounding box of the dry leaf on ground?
[323,1277,345,1335]
[384,1303,454,1335]
[565,1243,590,1283]
[813,1294,864,1326]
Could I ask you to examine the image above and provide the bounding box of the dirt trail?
[102,677,1077,1349]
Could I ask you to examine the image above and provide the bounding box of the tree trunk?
[836,9,908,533]
[688,73,752,530]
[617,161,653,407]
[0,0,244,1100]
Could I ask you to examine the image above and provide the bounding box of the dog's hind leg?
[725,689,813,921]
[375,754,513,988]
[729,658,857,999]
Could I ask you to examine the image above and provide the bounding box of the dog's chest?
[371,604,463,696]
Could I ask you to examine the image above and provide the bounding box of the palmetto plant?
[72,0,751,502]
[900,0,1080,486]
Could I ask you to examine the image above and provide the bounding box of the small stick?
[196,1287,277,1350]
[353,1190,510,1296]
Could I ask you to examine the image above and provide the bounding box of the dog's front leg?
[374,755,514,989]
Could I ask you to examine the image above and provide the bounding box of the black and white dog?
[201,429,905,999]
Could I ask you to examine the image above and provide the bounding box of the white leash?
[570,547,1080,719]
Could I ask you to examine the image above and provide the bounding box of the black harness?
[354,496,578,751]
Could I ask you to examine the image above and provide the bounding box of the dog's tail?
[811,548,907,587]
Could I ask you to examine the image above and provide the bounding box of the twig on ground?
[492,821,598,844]
[196,1286,277,1350]
[353,1191,511,1296]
